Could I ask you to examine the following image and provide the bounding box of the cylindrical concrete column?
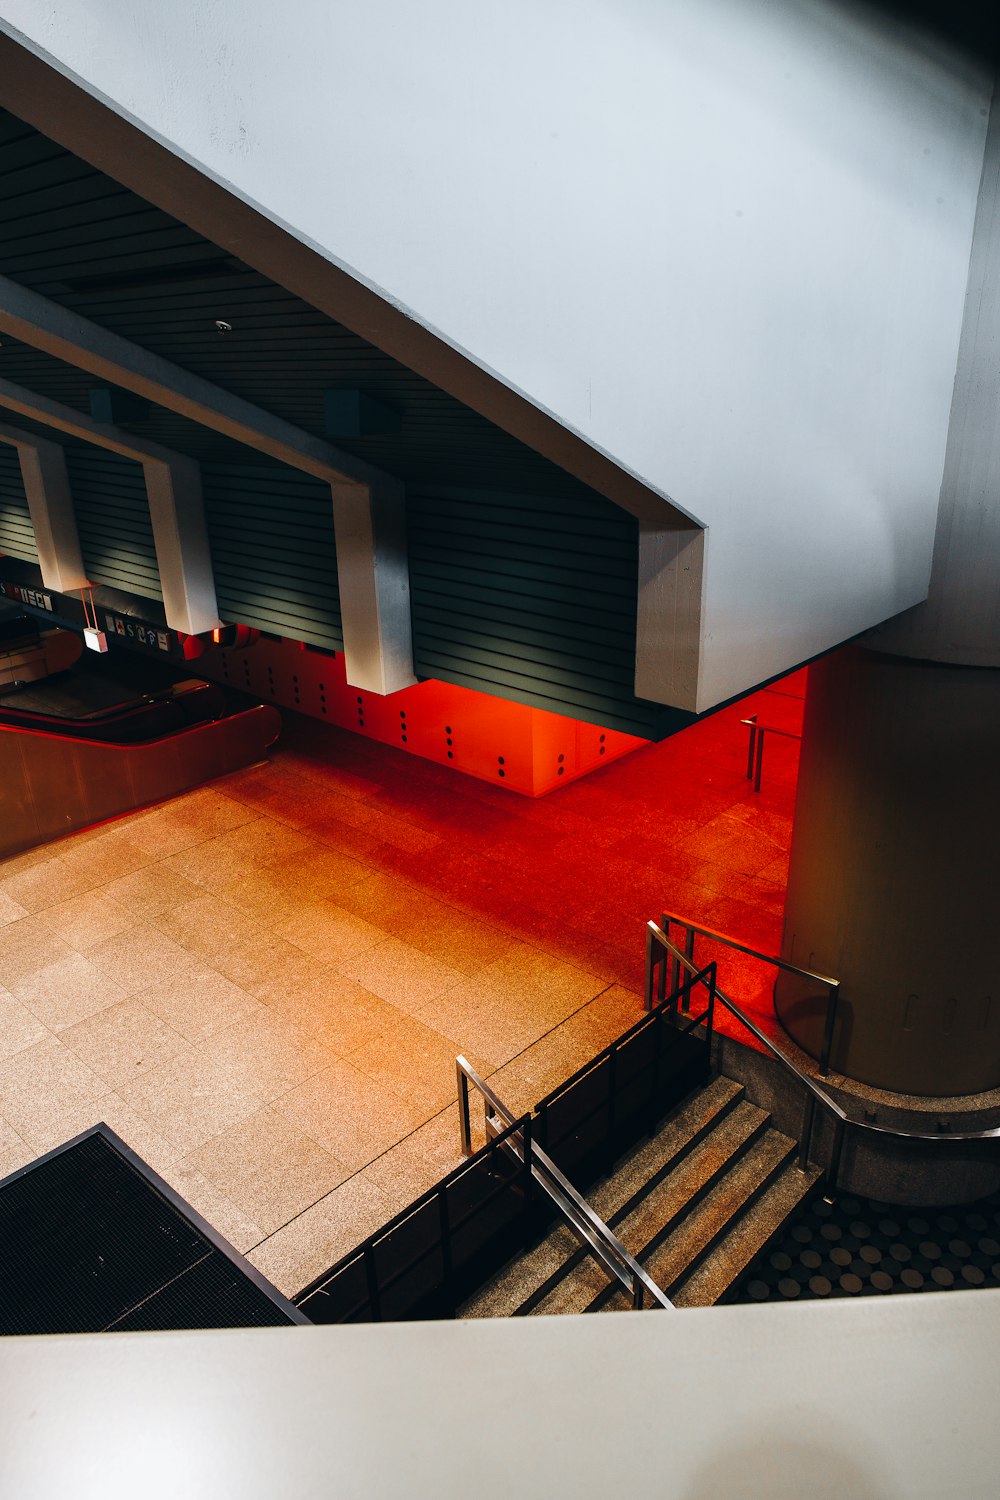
[774,646,1000,1095]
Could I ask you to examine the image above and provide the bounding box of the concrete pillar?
[774,646,1000,1095]
[775,83,1000,1099]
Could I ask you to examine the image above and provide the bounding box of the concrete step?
[633,1128,799,1301]
[530,1098,772,1317]
[458,1075,745,1319]
[671,1157,823,1308]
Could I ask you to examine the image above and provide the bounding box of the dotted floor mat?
[730,1190,1000,1303]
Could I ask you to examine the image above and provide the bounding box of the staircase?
[459,1076,821,1317]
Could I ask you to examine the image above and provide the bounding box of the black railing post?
[606,1045,618,1152]
[681,927,695,1013]
[799,1094,816,1171]
[437,1186,454,1316]
[705,961,717,1078]
[746,714,758,783]
[818,982,840,1077]
[521,1115,535,1240]
[826,1117,846,1198]
[644,924,655,1013]
[364,1243,381,1322]
[660,914,674,1004]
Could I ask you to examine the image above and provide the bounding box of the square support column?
[331,477,416,696]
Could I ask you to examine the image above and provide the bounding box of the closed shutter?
[67,447,161,601]
[0,445,37,563]
[408,486,677,737]
[202,462,342,650]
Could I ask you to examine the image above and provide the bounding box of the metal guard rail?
[456,1055,672,1311]
[645,919,1000,1192]
[653,907,841,1077]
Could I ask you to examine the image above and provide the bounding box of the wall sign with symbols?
[0,581,54,612]
[104,614,173,653]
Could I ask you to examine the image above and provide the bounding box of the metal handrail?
[645,920,1000,1193]
[456,1056,672,1311]
[742,713,802,792]
[657,907,841,1077]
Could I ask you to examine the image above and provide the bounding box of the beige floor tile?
[246,946,343,1005]
[35,889,133,951]
[359,1106,466,1207]
[164,786,260,838]
[100,864,205,917]
[474,945,608,1021]
[0,914,75,986]
[258,973,406,1058]
[61,1000,189,1090]
[211,868,312,930]
[0,855,96,913]
[116,806,217,859]
[349,1013,477,1114]
[156,1159,266,1253]
[337,934,464,1016]
[160,836,259,890]
[55,830,162,890]
[10,950,127,1031]
[0,987,49,1062]
[196,1009,332,1102]
[212,817,318,869]
[273,1060,430,1171]
[274,900,387,966]
[0,888,28,928]
[135,964,263,1043]
[115,1046,267,1156]
[263,847,375,904]
[0,1035,110,1148]
[0,1133,35,1180]
[84,1098,181,1175]
[215,764,334,829]
[0,845,56,880]
[486,1026,606,1116]
[247,1172,396,1297]
[84,923,199,996]
[184,1107,350,1235]
[150,895,314,992]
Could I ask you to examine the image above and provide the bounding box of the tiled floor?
[0,672,804,1297]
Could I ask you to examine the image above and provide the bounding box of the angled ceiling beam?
[0,419,87,593]
[0,274,380,490]
[0,280,416,693]
[0,380,219,634]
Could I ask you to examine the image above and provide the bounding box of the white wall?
[2,1291,999,1497]
[0,0,991,708]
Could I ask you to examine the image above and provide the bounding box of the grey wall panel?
[0,441,36,561]
[407,486,684,738]
[66,444,161,600]
[202,462,342,650]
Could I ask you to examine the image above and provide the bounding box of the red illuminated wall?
[198,635,647,796]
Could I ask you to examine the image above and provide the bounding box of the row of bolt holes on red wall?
[228,658,610,775]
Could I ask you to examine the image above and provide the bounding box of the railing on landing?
[457,1056,673,1310]
[645,913,1000,1197]
[741,713,802,792]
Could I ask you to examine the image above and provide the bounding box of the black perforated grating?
[0,1129,298,1334]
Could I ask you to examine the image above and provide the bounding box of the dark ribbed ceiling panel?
[202,462,342,649]
[0,107,596,499]
[408,487,681,737]
[0,442,36,562]
[66,446,161,601]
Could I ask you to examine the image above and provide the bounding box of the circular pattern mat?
[732,1190,1000,1304]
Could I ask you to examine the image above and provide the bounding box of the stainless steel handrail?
[742,713,803,792]
[645,920,1000,1193]
[656,907,841,1076]
[456,1056,672,1311]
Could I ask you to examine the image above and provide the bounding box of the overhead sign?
[0,580,54,613]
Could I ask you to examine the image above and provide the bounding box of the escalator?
[0,605,281,859]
